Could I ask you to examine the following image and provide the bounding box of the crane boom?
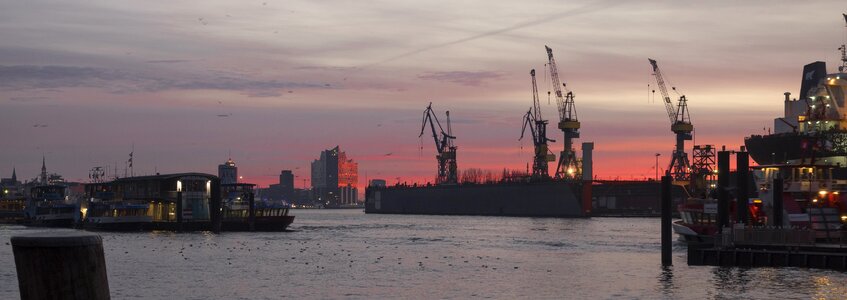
[546,46,577,122]
[520,69,556,179]
[545,45,581,180]
[419,103,458,185]
[647,58,693,182]
[531,69,543,122]
[648,58,677,124]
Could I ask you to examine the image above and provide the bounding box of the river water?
[1,210,846,299]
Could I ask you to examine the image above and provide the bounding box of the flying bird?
[385,152,393,156]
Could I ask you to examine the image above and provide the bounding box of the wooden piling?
[176,191,183,232]
[248,192,256,232]
[717,150,730,231]
[661,175,672,266]
[736,149,749,224]
[11,232,110,300]
[773,178,784,227]
[209,177,221,234]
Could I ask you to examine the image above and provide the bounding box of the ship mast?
[841,13,847,73]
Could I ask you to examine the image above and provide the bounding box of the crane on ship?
[520,69,556,179]
[649,58,693,182]
[420,102,458,185]
[545,45,581,180]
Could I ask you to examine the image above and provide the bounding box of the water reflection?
[658,265,676,299]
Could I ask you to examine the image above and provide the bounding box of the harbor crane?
[649,58,693,182]
[520,69,556,179]
[545,45,581,180]
[420,102,458,185]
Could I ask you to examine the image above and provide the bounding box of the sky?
[1,0,846,187]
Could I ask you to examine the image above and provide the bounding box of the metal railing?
[716,226,818,248]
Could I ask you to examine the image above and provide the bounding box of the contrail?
[358,0,623,69]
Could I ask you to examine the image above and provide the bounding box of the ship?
[675,33,847,242]
[221,182,294,232]
[26,184,77,227]
[82,173,294,232]
[83,173,220,231]
[745,61,847,164]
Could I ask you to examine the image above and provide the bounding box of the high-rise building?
[218,158,237,185]
[338,151,358,205]
[279,170,294,201]
[311,146,358,207]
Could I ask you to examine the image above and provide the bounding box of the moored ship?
[221,183,294,231]
[83,173,220,231]
[675,35,847,242]
[26,185,77,227]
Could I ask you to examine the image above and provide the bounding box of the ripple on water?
[1,210,845,299]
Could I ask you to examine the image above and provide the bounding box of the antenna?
[841,13,847,73]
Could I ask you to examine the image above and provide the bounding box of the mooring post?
[210,177,221,233]
[717,149,730,232]
[736,148,749,225]
[661,175,672,266]
[176,191,183,232]
[248,192,256,232]
[773,177,784,227]
[11,232,110,300]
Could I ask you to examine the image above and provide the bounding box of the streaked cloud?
[418,71,503,86]
[0,0,844,186]
[0,64,328,95]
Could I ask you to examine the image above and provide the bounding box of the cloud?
[0,64,328,95]
[145,59,192,64]
[8,96,50,102]
[418,71,502,86]
[358,0,624,68]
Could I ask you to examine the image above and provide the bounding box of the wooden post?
[717,150,730,232]
[736,149,749,225]
[209,177,221,234]
[176,191,183,232]
[661,175,672,266]
[248,192,256,232]
[773,178,784,227]
[11,232,110,300]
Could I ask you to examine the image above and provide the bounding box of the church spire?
[11,167,16,182]
[40,156,47,185]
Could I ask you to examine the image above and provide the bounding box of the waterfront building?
[264,170,295,204]
[311,146,359,207]
[369,179,386,188]
[338,151,358,205]
[218,158,237,185]
[0,168,21,197]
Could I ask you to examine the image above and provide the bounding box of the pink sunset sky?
[1,1,846,187]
